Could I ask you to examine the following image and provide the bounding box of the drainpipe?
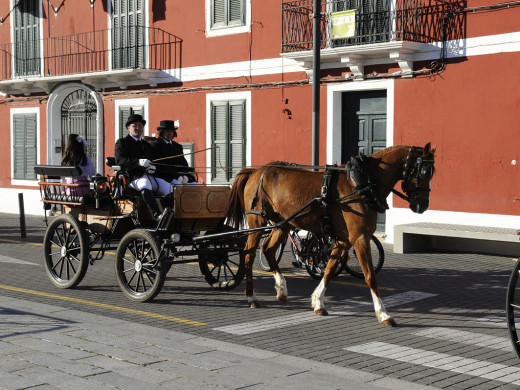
[312,0,321,167]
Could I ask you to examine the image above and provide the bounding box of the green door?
[341,90,387,232]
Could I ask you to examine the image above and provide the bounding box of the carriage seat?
[34,165,93,205]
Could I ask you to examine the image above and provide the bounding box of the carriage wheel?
[115,230,166,302]
[506,258,520,360]
[43,214,89,289]
[344,235,385,279]
[258,234,287,271]
[199,226,245,291]
[303,234,345,280]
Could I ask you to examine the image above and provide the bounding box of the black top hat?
[157,120,179,131]
[125,114,147,127]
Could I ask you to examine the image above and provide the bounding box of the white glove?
[180,175,189,184]
[138,159,151,168]
[147,165,156,174]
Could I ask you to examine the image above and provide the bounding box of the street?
[0,212,519,389]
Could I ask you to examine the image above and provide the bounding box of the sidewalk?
[0,295,437,390]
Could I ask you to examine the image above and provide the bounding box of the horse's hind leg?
[261,228,290,302]
[243,230,264,308]
[353,237,396,327]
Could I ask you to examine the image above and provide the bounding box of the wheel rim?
[44,216,87,286]
[119,236,161,296]
[507,260,520,359]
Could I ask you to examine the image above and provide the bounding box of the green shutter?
[211,100,245,183]
[14,0,40,77]
[211,0,244,29]
[13,113,37,180]
[112,0,144,69]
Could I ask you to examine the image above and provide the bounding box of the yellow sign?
[331,10,356,39]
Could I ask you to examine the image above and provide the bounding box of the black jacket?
[150,138,193,182]
[114,135,155,181]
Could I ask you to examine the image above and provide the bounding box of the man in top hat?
[150,120,196,185]
[114,114,171,223]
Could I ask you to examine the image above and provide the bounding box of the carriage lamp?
[90,174,108,208]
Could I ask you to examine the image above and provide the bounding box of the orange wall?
[394,51,520,215]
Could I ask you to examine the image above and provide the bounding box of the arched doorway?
[47,83,103,170]
[61,89,98,162]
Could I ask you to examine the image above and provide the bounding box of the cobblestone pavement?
[0,212,519,389]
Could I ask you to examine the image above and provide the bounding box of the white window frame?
[205,0,251,37]
[206,91,251,184]
[10,107,40,187]
[115,98,149,141]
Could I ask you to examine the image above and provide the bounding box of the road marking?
[413,327,512,351]
[0,284,207,327]
[0,254,40,266]
[345,341,520,385]
[0,238,42,246]
[214,291,437,335]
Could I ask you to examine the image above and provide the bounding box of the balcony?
[0,27,182,96]
[281,0,464,77]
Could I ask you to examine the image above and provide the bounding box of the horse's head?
[400,143,436,214]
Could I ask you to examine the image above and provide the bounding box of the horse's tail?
[226,167,256,229]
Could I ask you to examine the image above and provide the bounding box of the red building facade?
[1,0,519,241]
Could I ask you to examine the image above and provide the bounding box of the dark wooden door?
[341,90,387,232]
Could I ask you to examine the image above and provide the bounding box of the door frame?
[326,79,394,235]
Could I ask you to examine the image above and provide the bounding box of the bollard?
[18,193,27,239]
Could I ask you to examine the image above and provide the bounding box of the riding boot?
[141,189,170,223]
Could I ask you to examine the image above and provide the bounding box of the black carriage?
[34,162,246,302]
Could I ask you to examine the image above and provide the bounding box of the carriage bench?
[394,222,520,257]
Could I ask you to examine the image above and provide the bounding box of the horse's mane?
[370,145,409,158]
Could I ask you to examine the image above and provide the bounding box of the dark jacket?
[114,135,155,181]
[150,138,194,182]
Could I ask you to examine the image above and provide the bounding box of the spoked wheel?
[43,214,89,288]
[303,234,345,280]
[199,226,245,290]
[115,229,166,302]
[506,258,520,359]
[258,234,287,271]
[344,235,385,279]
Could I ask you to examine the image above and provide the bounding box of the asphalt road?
[1,212,519,389]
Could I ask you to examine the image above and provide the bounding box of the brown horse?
[226,143,436,326]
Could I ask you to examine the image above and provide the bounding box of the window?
[210,100,246,183]
[13,113,37,181]
[118,104,144,139]
[206,0,250,37]
[14,0,40,77]
[111,0,145,69]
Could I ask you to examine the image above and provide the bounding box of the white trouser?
[129,174,172,196]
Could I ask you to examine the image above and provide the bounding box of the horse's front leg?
[353,238,396,327]
[311,241,346,315]
[244,231,263,308]
[261,228,289,302]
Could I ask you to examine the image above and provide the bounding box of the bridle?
[391,146,435,203]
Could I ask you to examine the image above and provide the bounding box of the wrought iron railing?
[0,27,181,81]
[281,0,464,53]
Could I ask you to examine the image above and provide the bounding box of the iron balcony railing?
[0,27,181,80]
[282,0,463,53]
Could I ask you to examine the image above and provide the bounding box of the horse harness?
[244,147,433,236]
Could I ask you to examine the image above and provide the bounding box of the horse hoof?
[249,301,261,308]
[382,318,397,327]
[314,309,328,316]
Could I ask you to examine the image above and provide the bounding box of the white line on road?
[0,255,39,266]
[345,341,520,385]
[413,327,512,351]
[214,291,437,335]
